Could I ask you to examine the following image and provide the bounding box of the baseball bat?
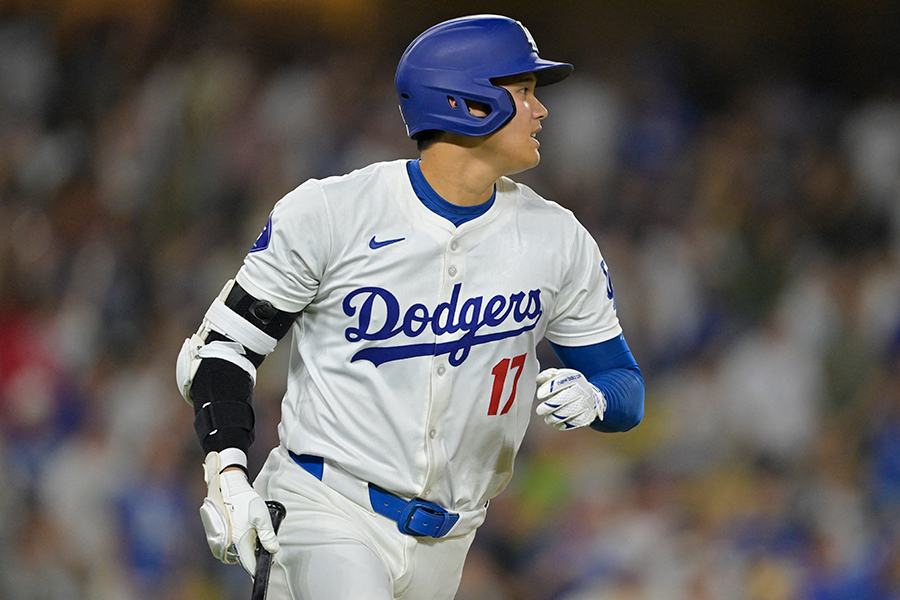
[251,500,286,600]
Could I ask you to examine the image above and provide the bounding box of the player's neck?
[418,144,498,207]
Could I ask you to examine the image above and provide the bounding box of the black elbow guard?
[223,282,299,342]
[182,281,299,452]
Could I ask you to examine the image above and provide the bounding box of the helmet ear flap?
[498,87,515,122]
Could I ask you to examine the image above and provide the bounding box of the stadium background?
[2,0,900,598]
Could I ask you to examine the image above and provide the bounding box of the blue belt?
[289,452,459,538]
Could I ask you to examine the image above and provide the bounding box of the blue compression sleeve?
[550,334,645,432]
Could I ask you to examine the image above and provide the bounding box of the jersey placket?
[421,234,466,501]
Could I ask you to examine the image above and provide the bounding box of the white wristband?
[218,447,248,472]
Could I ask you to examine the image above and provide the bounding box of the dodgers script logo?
[343,283,542,367]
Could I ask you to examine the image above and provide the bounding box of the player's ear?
[464,99,491,119]
[447,96,490,118]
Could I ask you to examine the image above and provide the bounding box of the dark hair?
[415,130,445,152]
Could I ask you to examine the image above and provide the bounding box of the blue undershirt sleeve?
[550,334,645,432]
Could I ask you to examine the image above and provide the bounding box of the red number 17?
[488,354,527,416]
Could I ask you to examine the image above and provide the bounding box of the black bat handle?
[251,500,287,600]
[265,500,287,534]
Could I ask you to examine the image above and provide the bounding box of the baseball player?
[176,14,644,600]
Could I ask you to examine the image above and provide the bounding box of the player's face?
[483,73,548,176]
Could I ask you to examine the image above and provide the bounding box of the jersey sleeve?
[235,180,332,313]
[543,221,622,346]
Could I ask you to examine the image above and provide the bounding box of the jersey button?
[448,266,457,277]
[450,241,459,251]
[429,428,437,439]
[436,366,446,376]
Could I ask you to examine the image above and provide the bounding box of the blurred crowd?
[2,6,900,600]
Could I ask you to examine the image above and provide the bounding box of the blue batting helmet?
[395,15,573,139]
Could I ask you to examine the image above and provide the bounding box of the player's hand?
[199,452,280,576]
[535,368,606,430]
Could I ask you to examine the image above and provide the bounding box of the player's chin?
[503,147,542,176]
[523,140,542,163]
[506,155,541,176]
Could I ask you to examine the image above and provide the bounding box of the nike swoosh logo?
[369,236,405,249]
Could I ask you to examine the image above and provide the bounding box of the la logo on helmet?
[516,21,539,53]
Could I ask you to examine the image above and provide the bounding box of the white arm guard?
[176,280,278,405]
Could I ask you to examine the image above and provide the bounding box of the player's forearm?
[588,365,644,432]
[549,335,644,431]
[178,280,300,454]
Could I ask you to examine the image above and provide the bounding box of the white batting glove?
[199,451,280,576]
[535,368,606,430]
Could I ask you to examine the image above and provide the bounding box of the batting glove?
[199,451,280,577]
[535,368,606,430]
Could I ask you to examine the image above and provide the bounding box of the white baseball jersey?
[236,159,620,517]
